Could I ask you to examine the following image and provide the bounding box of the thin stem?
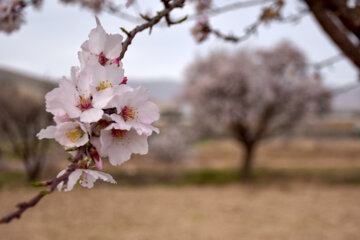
[118,0,185,61]
[0,147,86,224]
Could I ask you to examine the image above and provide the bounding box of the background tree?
[0,83,52,181]
[150,125,191,165]
[183,41,331,179]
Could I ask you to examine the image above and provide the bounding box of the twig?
[201,1,308,44]
[105,0,276,25]
[118,0,185,60]
[188,0,276,21]
[311,54,344,71]
[0,147,86,224]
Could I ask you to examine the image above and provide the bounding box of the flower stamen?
[96,80,113,91]
[65,127,84,143]
[111,129,127,140]
[121,106,138,121]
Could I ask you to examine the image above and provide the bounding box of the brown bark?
[303,0,360,70]
[241,142,255,180]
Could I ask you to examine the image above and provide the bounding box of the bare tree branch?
[118,0,186,60]
[188,0,276,20]
[310,54,344,71]
[0,147,86,224]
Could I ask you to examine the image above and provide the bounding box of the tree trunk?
[24,158,42,182]
[241,143,255,180]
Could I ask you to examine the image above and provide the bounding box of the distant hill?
[128,80,182,102]
[332,84,360,113]
[0,68,55,101]
[0,68,181,103]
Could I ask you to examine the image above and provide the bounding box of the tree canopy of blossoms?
[183,41,331,179]
[0,16,159,223]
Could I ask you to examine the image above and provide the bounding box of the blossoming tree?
[183,42,331,179]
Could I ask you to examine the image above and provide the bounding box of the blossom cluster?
[190,0,212,14]
[37,17,159,191]
[191,17,210,43]
[59,0,109,13]
[0,0,25,33]
[0,0,42,34]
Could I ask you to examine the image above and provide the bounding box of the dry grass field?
[1,137,360,239]
[1,185,360,240]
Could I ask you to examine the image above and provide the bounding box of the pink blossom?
[107,86,160,136]
[37,121,89,148]
[78,16,123,68]
[57,168,116,192]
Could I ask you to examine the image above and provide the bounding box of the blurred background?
[1,0,360,239]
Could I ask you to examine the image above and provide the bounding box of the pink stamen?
[112,58,120,66]
[79,97,92,111]
[111,129,127,138]
[98,53,108,66]
[121,77,128,85]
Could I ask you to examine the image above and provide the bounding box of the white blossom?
[37,121,89,148]
[36,16,159,191]
[108,86,160,136]
[57,169,116,192]
[78,16,123,68]
[99,123,148,166]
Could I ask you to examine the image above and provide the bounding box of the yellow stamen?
[65,127,83,143]
[96,80,113,91]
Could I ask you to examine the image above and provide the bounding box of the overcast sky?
[0,0,358,87]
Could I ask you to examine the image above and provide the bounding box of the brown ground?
[1,184,360,240]
[1,137,360,239]
[122,137,360,171]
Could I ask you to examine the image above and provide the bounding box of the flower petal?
[80,108,103,123]
[87,18,107,55]
[37,126,56,139]
[104,34,123,59]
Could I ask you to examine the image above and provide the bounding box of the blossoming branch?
[0,16,161,223]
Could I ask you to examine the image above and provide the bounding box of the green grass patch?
[0,171,27,188]
[109,167,360,186]
[3,167,360,189]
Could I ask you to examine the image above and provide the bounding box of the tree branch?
[304,0,360,69]
[118,0,186,61]
[310,53,344,71]
[0,147,86,224]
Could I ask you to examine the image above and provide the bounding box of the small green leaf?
[139,13,150,21]
[39,190,49,196]
[65,147,76,152]
[120,27,130,36]
[31,182,45,187]
[176,15,188,24]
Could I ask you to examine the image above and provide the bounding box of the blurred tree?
[150,125,191,165]
[183,41,331,179]
[0,83,52,181]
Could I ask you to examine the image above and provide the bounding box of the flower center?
[78,95,92,110]
[98,53,108,66]
[121,106,137,121]
[79,173,89,185]
[65,127,84,143]
[111,129,127,140]
[96,80,113,91]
